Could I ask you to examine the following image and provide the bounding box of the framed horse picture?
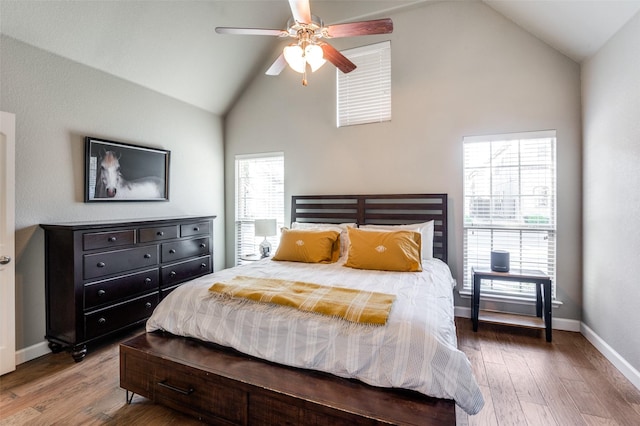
[84,137,170,202]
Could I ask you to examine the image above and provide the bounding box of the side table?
[471,267,552,342]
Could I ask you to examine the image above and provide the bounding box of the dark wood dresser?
[40,216,215,361]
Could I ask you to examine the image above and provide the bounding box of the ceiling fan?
[215,0,393,86]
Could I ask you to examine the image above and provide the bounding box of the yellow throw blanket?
[209,276,395,326]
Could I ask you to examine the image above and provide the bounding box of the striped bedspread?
[209,276,395,325]
[146,257,485,415]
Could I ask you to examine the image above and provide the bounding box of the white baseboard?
[581,323,640,391]
[16,340,51,365]
[454,306,581,332]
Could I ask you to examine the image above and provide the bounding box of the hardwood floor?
[454,318,640,425]
[1,320,639,425]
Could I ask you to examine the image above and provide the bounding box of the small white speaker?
[491,250,510,272]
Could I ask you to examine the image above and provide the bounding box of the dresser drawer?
[83,229,135,250]
[139,225,178,243]
[180,221,210,237]
[161,256,211,288]
[85,293,158,340]
[161,237,209,263]
[84,246,159,280]
[84,268,159,309]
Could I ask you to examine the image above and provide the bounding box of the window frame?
[336,40,391,128]
[234,152,284,265]
[462,130,557,300]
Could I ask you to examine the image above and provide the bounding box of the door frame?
[0,111,16,375]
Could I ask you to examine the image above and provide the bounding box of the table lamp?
[254,219,277,258]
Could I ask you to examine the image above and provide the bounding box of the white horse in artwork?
[95,151,164,199]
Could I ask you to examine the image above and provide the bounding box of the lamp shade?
[283,44,306,73]
[254,219,277,237]
[305,44,326,72]
[283,43,326,74]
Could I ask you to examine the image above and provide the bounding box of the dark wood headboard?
[291,194,448,264]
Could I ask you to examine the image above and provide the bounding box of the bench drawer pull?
[157,380,194,396]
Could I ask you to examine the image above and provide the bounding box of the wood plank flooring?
[1,319,639,425]
[455,318,640,425]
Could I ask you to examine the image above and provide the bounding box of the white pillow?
[291,222,356,257]
[359,221,434,260]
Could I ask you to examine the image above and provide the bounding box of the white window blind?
[337,41,391,127]
[463,131,557,298]
[235,153,284,264]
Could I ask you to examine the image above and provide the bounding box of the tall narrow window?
[337,41,391,127]
[235,153,284,264]
[463,131,557,298]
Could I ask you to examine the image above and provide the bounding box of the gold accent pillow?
[272,228,341,263]
[345,228,422,272]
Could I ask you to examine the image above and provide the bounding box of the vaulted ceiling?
[2,0,639,116]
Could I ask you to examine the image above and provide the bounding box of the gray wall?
[582,13,640,373]
[0,36,225,350]
[224,2,583,320]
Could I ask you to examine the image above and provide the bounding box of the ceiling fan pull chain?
[302,67,308,86]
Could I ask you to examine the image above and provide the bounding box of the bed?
[120,194,484,424]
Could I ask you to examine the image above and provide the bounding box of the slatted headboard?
[290,194,448,264]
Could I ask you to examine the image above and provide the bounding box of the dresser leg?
[47,341,64,353]
[71,344,87,362]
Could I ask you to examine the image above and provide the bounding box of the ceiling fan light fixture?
[283,44,306,73]
[305,44,326,72]
[283,42,325,74]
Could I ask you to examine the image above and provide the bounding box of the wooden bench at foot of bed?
[120,332,455,425]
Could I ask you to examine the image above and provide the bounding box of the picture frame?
[85,137,170,202]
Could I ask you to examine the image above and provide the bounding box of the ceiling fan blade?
[265,53,287,76]
[215,27,286,37]
[288,0,311,24]
[320,43,356,74]
[325,18,393,38]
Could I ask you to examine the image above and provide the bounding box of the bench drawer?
[153,360,247,424]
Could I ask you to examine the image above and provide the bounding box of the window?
[337,41,391,127]
[235,153,284,264]
[463,131,556,298]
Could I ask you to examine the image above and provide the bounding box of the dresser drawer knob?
[199,243,206,249]
[144,253,152,259]
[144,277,152,284]
[169,271,176,278]
[145,302,152,309]
[98,317,106,325]
[108,236,117,242]
[158,380,194,396]
[193,227,200,231]
[169,249,176,254]
[157,231,164,236]
[200,263,207,269]
[97,289,106,297]
[97,262,106,268]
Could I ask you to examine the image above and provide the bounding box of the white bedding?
[146,257,485,415]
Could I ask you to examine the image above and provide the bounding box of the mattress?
[146,257,485,415]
